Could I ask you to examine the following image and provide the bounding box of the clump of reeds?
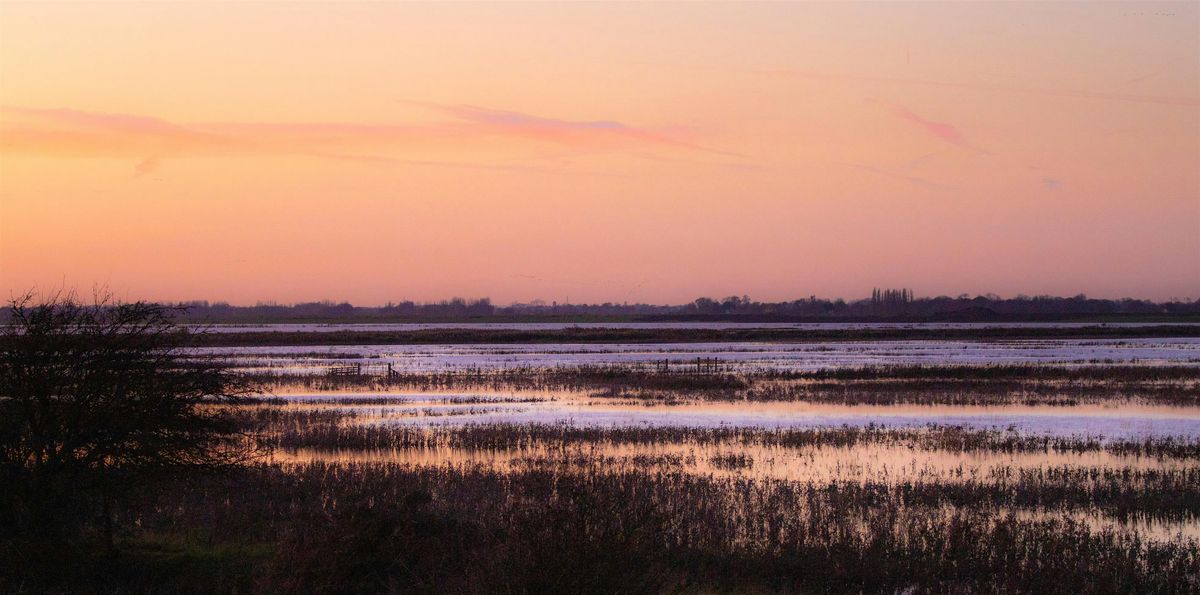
[51,460,1198,594]
[709,453,754,470]
[243,362,1200,406]
[264,418,1200,460]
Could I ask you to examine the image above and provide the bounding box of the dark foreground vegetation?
[11,377,1200,592]
[0,295,257,593]
[6,460,1198,594]
[0,295,253,545]
[7,416,1200,594]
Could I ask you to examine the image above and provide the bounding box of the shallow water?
[197,337,1200,375]
[276,438,1193,480]
[280,445,1200,543]
[268,388,1200,543]
[196,321,1200,333]
[275,391,1200,439]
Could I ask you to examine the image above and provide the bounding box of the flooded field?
[269,390,1200,438]
[197,336,1200,375]
[244,393,1200,553]
[195,321,1200,333]
[12,317,1200,591]
[228,329,1200,561]
[185,331,1200,589]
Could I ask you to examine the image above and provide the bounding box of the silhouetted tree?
[0,292,257,550]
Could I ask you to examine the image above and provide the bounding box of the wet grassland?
[16,331,1200,593]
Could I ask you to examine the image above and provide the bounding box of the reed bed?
[245,362,1200,406]
[68,461,1198,593]
[504,458,1200,521]
[244,410,1200,521]
[267,420,1200,459]
[13,396,1200,592]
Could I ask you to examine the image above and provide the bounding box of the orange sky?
[1,2,1197,304]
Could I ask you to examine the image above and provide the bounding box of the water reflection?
[273,438,1200,543]
[195,321,1200,333]
[193,337,1200,375]
[269,390,1200,439]
[257,387,1200,544]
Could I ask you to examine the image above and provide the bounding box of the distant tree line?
[872,288,913,309]
[677,291,1199,320]
[44,290,1193,323]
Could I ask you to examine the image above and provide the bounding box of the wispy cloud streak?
[891,106,968,148]
[417,103,744,157]
[772,70,1200,107]
[1,104,741,173]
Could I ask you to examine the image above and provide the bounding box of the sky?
[0,1,1197,305]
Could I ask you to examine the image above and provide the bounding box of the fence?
[326,363,362,377]
[655,357,723,374]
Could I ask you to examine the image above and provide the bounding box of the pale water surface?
[197,321,1200,333]
[197,337,1200,375]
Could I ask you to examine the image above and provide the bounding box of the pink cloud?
[891,106,968,148]
[6,107,183,135]
[1,104,740,172]
[3,106,235,151]
[419,103,743,157]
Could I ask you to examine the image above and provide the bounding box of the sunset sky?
[1,1,1197,304]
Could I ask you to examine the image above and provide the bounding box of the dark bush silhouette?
[0,292,256,551]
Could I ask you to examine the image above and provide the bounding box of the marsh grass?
[45,462,1194,593]
[266,418,1200,459]
[245,363,1200,406]
[9,361,1199,592]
